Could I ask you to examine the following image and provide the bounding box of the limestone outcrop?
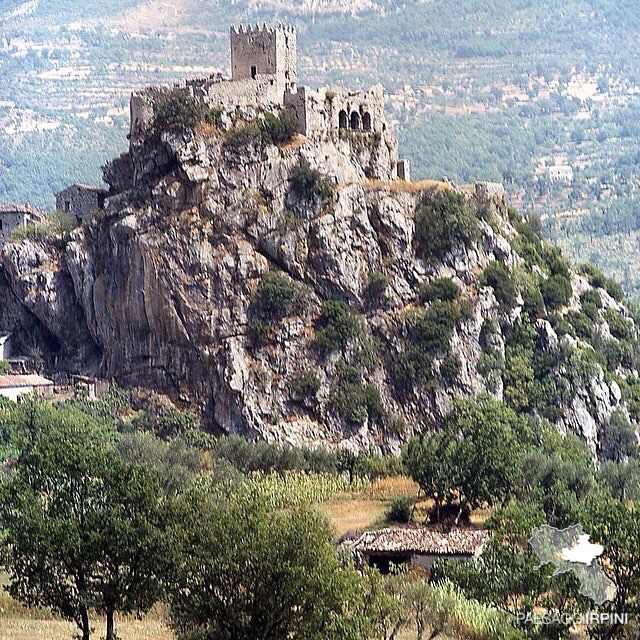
[0,127,635,454]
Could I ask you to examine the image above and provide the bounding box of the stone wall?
[0,205,45,245]
[55,185,106,223]
[230,24,297,92]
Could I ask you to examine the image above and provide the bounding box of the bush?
[418,277,460,303]
[330,363,384,425]
[314,301,362,353]
[153,89,208,130]
[252,272,310,320]
[290,158,335,203]
[605,278,625,302]
[409,301,460,356]
[540,274,572,310]
[440,353,462,382]
[566,310,594,341]
[225,121,263,150]
[480,262,517,310]
[385,497,412,523]
[290,371,321,400]
[414,190,479,262]
[365,271,389,304]
[260,109,298,144]
[604,308,634,341]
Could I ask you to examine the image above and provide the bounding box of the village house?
[345,527,489,574]
[0,373,54,402]
[548,165,573,184]
[55,183,107,223]
[0,204,46,245]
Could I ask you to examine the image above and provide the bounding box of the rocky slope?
[1,122,637,453]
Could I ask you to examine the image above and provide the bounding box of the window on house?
[251,66,257,79]
[65,201,71,212]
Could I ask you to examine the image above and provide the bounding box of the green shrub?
[480,262,517,310]
[566,310,594,341]
[247,319,271,347]
[314,301,362,353]
[153,89,208,130]
[604,308,633,341]
[414,190,479,261]
[365,271,389,304]
[542,245,571,279]
[418,277,460,303]
[385,497,412,523]
[330,363,384,425]
[540,274,572,310]
[260,109,298,144]
[521,279,545,318]
[290,371,321,400]
[580,289,602,310]
[290,158,335,203]
[409,301,460,356]
[225,121,263,150]
[253,272,310,320]
[440,353,462,382]
[605,278,625,302]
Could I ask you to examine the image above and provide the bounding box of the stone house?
[0,204,46,245]
[548,165,573,184]
[55,184,107,223]
[345,527,489,574]
[0,373,54,402]
[0,333,13,360]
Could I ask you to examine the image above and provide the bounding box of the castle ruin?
[129,24,410,182]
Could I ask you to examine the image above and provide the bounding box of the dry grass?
[321,476,420,536]
[0,617,175,640]
[362,178,453,193]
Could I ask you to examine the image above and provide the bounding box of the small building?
[548,165,573,185]
[0,333,13,360]
[346,527,489,574]
[0,204,46,245]
[55,184,107,223]
[0,374,54,401]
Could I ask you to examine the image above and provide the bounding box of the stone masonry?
[129,23,411,182]
[0,204,46,246]
[55,184,107,224]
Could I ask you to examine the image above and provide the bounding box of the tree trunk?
[106,609,115,640]
[81,606,90,640]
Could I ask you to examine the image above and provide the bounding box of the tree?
[0,400,170,640]
[601,409,638,463]
[168,486,364,640]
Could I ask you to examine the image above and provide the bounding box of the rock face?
[0,127,635,452]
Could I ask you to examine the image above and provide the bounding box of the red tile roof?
[0,374,54,389]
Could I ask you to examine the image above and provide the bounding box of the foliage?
[481,261,518,310]
[366,271,389,304]
[290,157,335,203]
[600,409,638,463]
[314,300,362,353]
[0,359,11,374]
[414,189,479,261]
[252,271,310,320]
[289,370,321,400]
[152,89,209,131]
[418,277,460,303]
[0,400,170,640]
[259,109,299,144]
[168,489,364,640]
[330,362,384,425]
[385,496,413,523]
[540,274,572,310]
[440,352,462,382]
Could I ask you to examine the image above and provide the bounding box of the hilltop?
[2,81,640,452]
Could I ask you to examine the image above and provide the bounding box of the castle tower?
[230,24,297,92]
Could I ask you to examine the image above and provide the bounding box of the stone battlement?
[128,23,410,181]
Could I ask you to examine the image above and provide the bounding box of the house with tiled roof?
[345,526,489,573]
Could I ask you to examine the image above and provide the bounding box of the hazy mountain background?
[3,0,640,293]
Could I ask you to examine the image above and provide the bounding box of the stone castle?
[130,24,410,181]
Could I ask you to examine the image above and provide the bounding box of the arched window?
[362,112,372,131]
[338,110,348,129]
[350,111,361,130]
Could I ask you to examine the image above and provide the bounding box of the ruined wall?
[0,211,28,244]
[202,75,284,110]
[55,186,105,223]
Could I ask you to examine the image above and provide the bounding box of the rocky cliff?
[1,123,637,454]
